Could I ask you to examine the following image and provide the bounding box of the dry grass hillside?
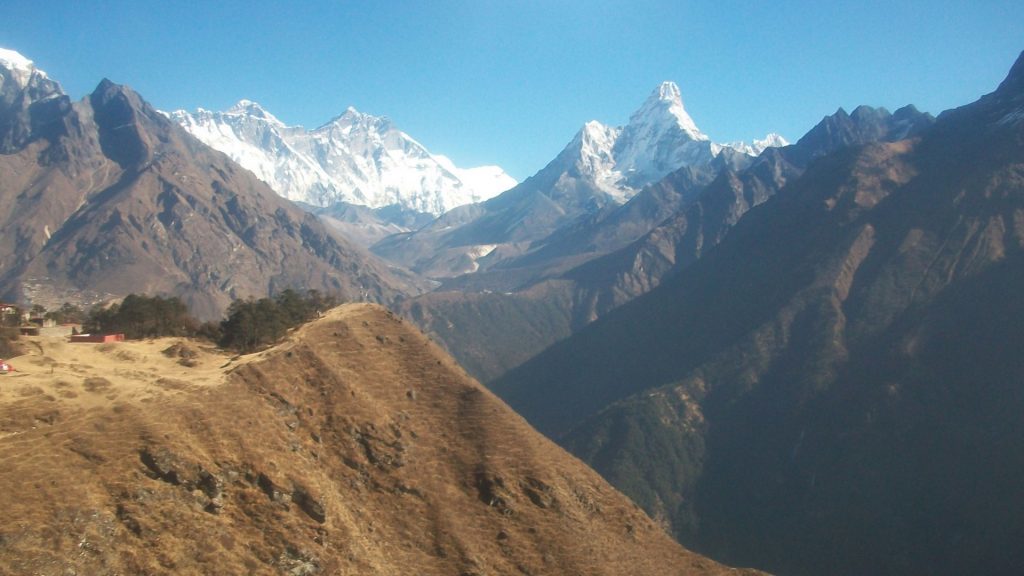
[0,303,761,576]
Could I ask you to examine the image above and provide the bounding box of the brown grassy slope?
[0,303,761,576]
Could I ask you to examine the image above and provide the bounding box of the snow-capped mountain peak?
[324,106,388,129]
[629,80,705,140]
[1,47,66,153]
[548,80,787,200]
[755,132,789,149]
[611,81,716,186]
[0,47,50,90]
[226,99,284,125]
[657,80,681,100]
[570,120,621,192]
[722,132,791,156]
[577,120,620,152]
[172,102,516,215]
[331,107,401,140]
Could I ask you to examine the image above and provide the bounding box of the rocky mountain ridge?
[0,49,425,318]
[371,81,786,280]
[170,101,517,216]
[402,103,933,382]
[0,48,66,154]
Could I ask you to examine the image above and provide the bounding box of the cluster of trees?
[84,294,198,340]
[216,289,339,353]
[9,289,338,353]
[1,302,87,327]
[44,302,86,325]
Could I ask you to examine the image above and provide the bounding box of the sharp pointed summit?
[630,80,705,139]
[540,80,788,199]
[489,51,1024,576]
[611,81,716,186]
[656,79,682,100]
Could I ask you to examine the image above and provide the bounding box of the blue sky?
[3,1,1022,179]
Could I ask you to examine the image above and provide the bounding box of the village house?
[0,303,18,328]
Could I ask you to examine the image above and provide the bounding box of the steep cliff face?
[0,48,66,154]
[0,304,762,576]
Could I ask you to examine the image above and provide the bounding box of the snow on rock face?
[613,81,715,186]
[573,120,621,186]
[168,106,335,205]
[628,81,705,141]
[999,108,1024,127]
[0,47,66,153]
[171,102,516,215]
[228,99,286,125]
[0,47,43,89]
[723,132,790,156]
[548,80,787,201]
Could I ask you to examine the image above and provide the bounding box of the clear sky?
[2,1,1022,180]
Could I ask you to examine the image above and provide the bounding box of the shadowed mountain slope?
[492,51,1024,576]
[0,304,762,576]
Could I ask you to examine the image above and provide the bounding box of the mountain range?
[492,50,1024,576]
[0,50,424,319]
[170,101,517,216]
[372,81,786,280]
[397,97,930,382]
[5,41,1024,576]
